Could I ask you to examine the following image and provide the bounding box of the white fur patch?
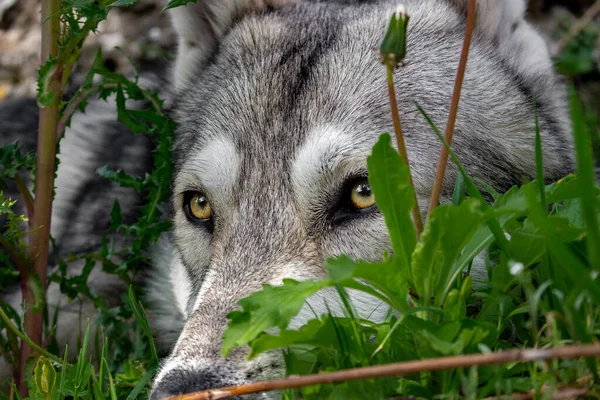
[174,137,240,206]
[292,125,369,209]
[170,256,193,319]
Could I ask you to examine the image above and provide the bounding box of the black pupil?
[196,196,207,208]
[356,183,371,197]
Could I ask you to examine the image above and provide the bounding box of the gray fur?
[148,0,573,397]
[0,0,574,397]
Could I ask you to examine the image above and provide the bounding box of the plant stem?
[164,343,600,400]
[427,0,476,217]
[0,305,67,367]
[55,85,113,141]
[386,65,423,240]
[20,0,61,395]
[56,83,163,141]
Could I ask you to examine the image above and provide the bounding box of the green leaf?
[109,199,123,231]
[110,0,141,6]
[415,102,513,257]
[447,176,592,293]
[248,315,375,359]
[506,218,547,267]
[452,172,466,206]
[0,141,36,187]
[403,317,493,357]
[162,0,197,11]
[411,198,482,305]
[524,184,600,302]
[221,279,330,357]
[396,378,429,397]
[33,356,56,400]
[568,87,600,269]
[326,255,408,313]
[367,133,416,280]
[96,166,144,190]
[128,286,159,364]
[443,289,463,322]
[124,363,158,400]
[62,0,93,6]
[37,58,58,107]
[552,198,584,228]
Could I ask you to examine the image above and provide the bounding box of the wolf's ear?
[449,0,553,77]
[448,0,526,44]
[167,0,291,89]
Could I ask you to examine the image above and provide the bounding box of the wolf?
[0,0,574,398]
[145,0,573,397]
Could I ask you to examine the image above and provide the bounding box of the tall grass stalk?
[427,0,476,217]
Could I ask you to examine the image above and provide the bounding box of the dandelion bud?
[380,5,409,67]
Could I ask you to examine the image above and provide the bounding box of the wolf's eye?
[349,180,375,210]
[186,192,212,220]
[331,177,377,225]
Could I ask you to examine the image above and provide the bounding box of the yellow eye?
[188,192,212,220]
[350,180,375,209]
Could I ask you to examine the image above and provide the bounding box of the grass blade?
[452,173,466,206]
[415,102,513,258]
[125,363,158,400]
[128,286,158,364]
[569,87,600,269]
[534,101,547,212]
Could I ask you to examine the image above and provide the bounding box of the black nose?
[150,368,239,400]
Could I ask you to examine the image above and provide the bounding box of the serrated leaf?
[96,166,143,190]
[411,198,482,306]
[221,279,330,357]
[37,58,58,106]
[0,141,36,186]
[366,133,416,280]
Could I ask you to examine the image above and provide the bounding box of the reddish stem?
[427,0,476,217]
[163,343,600,400]
[386,66,424,240]
[19,0,61,395]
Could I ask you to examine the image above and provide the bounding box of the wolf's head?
[148,0,573,397]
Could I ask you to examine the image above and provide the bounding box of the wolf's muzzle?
[150,368,240,399]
